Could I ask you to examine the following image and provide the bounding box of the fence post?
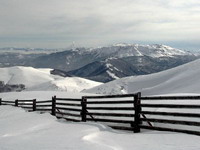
[0,98,2,105]
[52,96,56,116]
[133,92,141,133]
[15,99,18,107]
[33,99,36,111]
[81,96,87,122]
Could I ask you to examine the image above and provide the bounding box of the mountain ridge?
[0,44,199,83]
[84,58,200,95]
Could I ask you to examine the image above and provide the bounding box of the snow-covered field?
[0,104,200,150]
[1,59,200,149]
[0,90,200,150]
[0,66,102,92]
[0,91,88,101]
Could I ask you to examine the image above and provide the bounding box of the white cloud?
[0,0,200,50]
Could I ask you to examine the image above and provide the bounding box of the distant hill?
[84,59,200,96]
[0,66,102,92]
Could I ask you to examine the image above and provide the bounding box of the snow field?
[1,91,200,137]
[0,57,200,149]
[0,105,200,150]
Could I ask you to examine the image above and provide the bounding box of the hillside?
[84,59,200,95]
[68,55,196,82]
[0,66,102,92]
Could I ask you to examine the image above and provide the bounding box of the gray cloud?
[0,0,200,50]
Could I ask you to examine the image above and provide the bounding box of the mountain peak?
[88,43,193,58]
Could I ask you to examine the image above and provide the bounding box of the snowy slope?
[0,91,90,101]
[85,59,200,95]
[0,66,102,92]
[0,99,200,150]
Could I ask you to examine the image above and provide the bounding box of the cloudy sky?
[0,0,200,50]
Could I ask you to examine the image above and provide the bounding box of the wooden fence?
[80,93,141,133]
[139,96,200,136]
[0,98,51,112]
[0,94,200,136]
[52,96,82,122]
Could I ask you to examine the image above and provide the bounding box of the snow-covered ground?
[0,91,88,101]
[1,58,200,149]
[85,59,200,95]
[0,66,102,92]
[0,105,200,150]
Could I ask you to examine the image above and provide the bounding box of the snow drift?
[85,59,200,95]
[0,104,200,150]
[0,66,102,92]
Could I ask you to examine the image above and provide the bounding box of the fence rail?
[81,93,141,133]
[52,96,82,122]
[1,93,200,136]
[140,95,200,136]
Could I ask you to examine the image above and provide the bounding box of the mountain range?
[0,44,199,82]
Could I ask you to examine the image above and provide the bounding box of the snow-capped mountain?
[84,58,200,95]
[89,43,193,58]
[29,44,198,82]
[0,44,198,82]
[0,66,102,92]
[68,55,197,82]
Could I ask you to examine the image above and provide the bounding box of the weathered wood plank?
[1,103,15,106]
[86,112,135,117]
[36,100,52,103]
[87,118,133,124]
[56,102,81,107]
[36,104,52,107]
[18,103,33,106]
[1,101,15,103]
[86,100,133,104]
[18,100,34,102]
[141,118,200,126]
[36,109,52,111]
[55,98,81,102]
[87,107,135,110]
[141,96,200,100]
[141,104,200,108]
[141,111,200,118]
[56,107,81,112]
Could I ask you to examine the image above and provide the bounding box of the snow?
[89,43,193,59]
[106,70,119,80]
[85,59,200,95]
[0,103,200,150]
[0,66,102,92]
[1,59,200,149]
[1,53,200,149]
